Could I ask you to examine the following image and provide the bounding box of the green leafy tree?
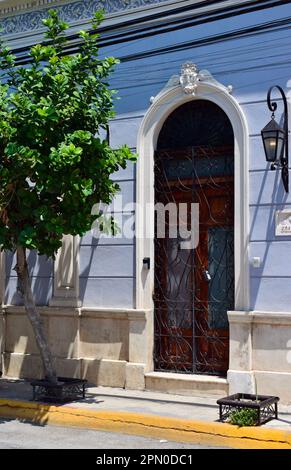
[0,10,136,383]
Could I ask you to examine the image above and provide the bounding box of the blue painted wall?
[4,1,291,311]
[79,150,136,307]
[5,251,53,305]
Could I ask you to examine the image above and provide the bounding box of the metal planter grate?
[217,393,279,426]
[31,377,87,403]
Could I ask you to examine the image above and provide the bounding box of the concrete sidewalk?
[1,377,291,448]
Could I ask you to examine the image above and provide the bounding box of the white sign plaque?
[275,210,291,236]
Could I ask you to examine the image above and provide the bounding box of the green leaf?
[0,8,136,260]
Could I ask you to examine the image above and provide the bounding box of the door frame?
[135,72,249,370]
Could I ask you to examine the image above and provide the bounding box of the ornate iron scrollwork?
[154,100,234,376]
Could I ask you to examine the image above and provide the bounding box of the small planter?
[217,393,279,426]
[30,377,87,403]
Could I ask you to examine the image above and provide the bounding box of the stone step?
[145,371,228,397]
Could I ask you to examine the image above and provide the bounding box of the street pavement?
[1,379,291,430]
[0,378,291,449]
[0,418,224,449]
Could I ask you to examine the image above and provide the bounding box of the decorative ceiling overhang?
[0,0,169,35]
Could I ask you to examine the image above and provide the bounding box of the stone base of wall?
[3,353,146,390]
[255,371,291,404]
[228,311,291,404]
[0,306,150,391]
[228,369,291,404]
[3,308,291,403]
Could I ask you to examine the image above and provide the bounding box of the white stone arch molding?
[136,67,250,312]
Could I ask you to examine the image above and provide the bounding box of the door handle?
[202,269,211,282]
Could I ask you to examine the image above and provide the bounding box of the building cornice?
[0,0,172,36]
[0,0,66,16]
[0,0,280,40]
[0,1,288,40]
[0,0,170,18]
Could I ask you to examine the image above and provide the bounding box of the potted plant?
[217,379,279,426]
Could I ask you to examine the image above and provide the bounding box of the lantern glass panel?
[277,132,285,159]
[264,135,277,162]
[261,124,285,163]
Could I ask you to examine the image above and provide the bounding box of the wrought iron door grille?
[154,145,234,376]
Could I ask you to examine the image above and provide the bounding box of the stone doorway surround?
[135,65,251,395]
[136,65,250,313]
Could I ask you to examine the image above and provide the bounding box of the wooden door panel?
[194,185,234,374]
[154,147,234,376]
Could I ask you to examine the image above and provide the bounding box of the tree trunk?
[15,245,57,383]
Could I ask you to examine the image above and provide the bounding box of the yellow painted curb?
[0,398,291,449]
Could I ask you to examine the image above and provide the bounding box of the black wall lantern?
[261,85,289,193]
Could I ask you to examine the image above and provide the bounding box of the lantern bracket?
[266,85,289,192]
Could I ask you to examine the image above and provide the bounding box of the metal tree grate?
[31,377,87,403]
[217,393,279,426]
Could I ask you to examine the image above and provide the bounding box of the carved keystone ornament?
[178,61,233,96]
[179,62,200,95]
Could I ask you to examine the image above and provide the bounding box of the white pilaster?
[128,310,153,370]
[49,235,81,307]
[227,310,255,394]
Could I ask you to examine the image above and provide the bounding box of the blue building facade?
[1,0,291,402]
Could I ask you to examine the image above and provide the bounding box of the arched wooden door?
[154,100,234,376]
